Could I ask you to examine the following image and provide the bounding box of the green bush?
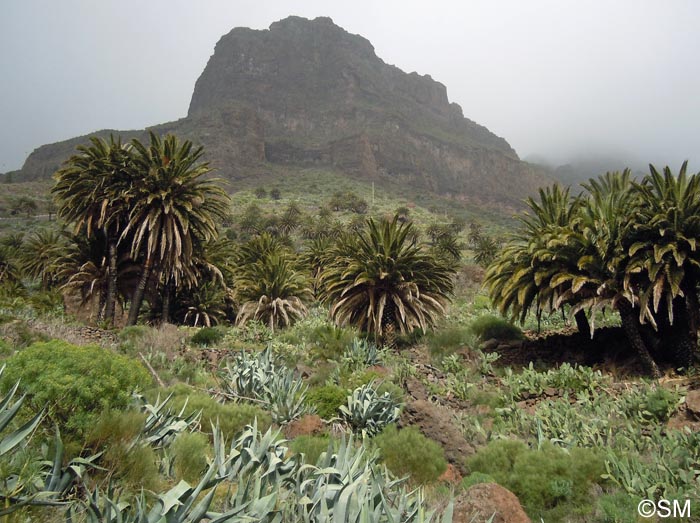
[374,425,447,485]
[596,492,638,523]
[171,432,210,482]
[469,314,524,341]
[0,339,12,359]
[467,440,605,521]
[0,340,151,437]
[290,435,330,465]
[86,409,148,448]
[190,326,225,347]
[620,386,680,423]
[307,385,348,420]
[155,384,272,439]
[105,442,161,491]
[460,471,496,490]
[426,326,473,362]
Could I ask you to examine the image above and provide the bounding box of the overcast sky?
[1,0,698,172]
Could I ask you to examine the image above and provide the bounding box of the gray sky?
[1,0,699,172]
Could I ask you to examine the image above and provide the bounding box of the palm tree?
[19,230,69,290]
[486,184,590,335]
[52,136,134,323]
[235,252,311,331]
[0,245,20,285]
[320,216,454,343]
[627,162,700,368]
[122,132,230,326]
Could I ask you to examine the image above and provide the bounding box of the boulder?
[453,483,530,523]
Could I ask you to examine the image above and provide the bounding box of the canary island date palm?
[52,136,134,323]
[122,132,230,326]
[19,230,69,290]
[486,184,591,335]
[627,161,700,368]
[321,216,454,343]
[235,252,312,331]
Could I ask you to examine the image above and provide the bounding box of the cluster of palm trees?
[486,163,700,375]
[52,132,230,326]
[2,132,456,337]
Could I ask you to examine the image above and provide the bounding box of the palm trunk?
[669,295,695,371]
[574,309,591,338]
[161,279,172,324]
[618,299,661,378]
[127,257,152,326]
[104,239,118,325]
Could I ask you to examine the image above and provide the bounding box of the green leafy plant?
[220,347,314,423]
[468,314,524,342]
[0,340,151,437]
[339,382,402,437]
[190,326,225,347]
[468,440,605,521]
[307,385,349,420]
[374,425,447,484]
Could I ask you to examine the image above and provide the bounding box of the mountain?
[6,16,551,208]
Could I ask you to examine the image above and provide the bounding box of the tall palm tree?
[321,216,454,343]
[122,132,230,325]
[52,136,134,323]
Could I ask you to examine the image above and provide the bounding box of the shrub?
[596,492,638,523]
[620,386,680,424]
[290,435,330,465]
[374,425,447,485]
[460,471,495,490]
[104,442,161,491]
[0,340,151,437]
[156,384,272,439]
[467,440,605,521]
[469,314,524,341]
[171,432,210,482]
[307,385,348,420]
[190,326,225,347]
[426,326,473,362]
[86,409,148,449]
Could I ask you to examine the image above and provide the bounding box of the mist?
[1,0,698,173]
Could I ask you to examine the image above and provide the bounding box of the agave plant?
[213,421,297,487]
[341,338,384,370]
[132,393,201,449]
[220,348,314,423]
[76,463,236,523]
[339,382,402,437]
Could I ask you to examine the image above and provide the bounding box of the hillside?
[6,16,551,208]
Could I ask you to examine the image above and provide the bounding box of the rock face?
[10,16,550,206]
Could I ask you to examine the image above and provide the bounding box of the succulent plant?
[220,347,314,423]
[339,382,402,437]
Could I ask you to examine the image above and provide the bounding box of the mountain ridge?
[6,16,552,208]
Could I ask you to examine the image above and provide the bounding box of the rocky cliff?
[9,16,551,207]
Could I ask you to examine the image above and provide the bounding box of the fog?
[1,0,698,173]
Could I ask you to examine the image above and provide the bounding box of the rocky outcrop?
[10,16,551,206]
